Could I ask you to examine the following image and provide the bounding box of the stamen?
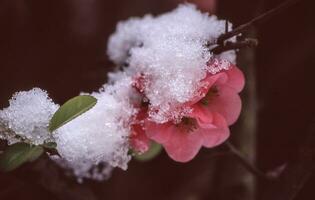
[200,86,219,106]
[176,117,197,133]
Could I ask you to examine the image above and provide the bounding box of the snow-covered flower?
[0,3,244,180]
[143,60,245,162]
[130,107,151,154]
[108,3,237,124]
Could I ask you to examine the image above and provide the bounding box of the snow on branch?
[0,4,243,181]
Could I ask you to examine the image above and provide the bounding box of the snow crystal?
[207,58,232,74]
[107,4,236,123]
[0,88,58,145]
[0,3,238,181]
[54,77,138,181]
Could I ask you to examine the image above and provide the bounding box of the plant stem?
[212,0,301,54]
[262,123,315,200]
[225,141,273,181]
[217,0,301,45]
[211,38,258,54]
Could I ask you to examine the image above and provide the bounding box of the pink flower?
[130,75,152,153]
[132,73,146,94]
[130,107,151,154]
[192,61,245,126]
[145,112,229,162]
[145,60,245,162]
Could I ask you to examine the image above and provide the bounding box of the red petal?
[189,104,214,129]
[163,129,203,162]
[198,113,230,148]
[145,120,173,144]
[203,85,242,125]
[189,73,227,105]
[130,128,151,153]
[226,66,245,93]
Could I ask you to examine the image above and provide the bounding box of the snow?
[0,3,237,181]
[53,76,138,181]
[0,88,58,145]
[107,4,236,123]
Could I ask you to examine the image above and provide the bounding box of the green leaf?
[0,143,30,172]
[134,142,163,162]
[49,95,97,132]
[0,143,44,172]
[42,142,57,149]
[26,146,44,162]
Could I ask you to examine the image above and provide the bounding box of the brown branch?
[217,0,301,45]
[211,38,258,54]
[0,121,60,156]
[262,123,315,200]
[225,141,275,181]
[211,0,301,55]
[0,121,15,138]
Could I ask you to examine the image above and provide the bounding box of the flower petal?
[203,85,242,125]
[130,124,151,153]
[226,66,245,93]
[198,113,230,148]
[145,120,173,144]
[189,104,214,129]
[163,130,203,162]
[188,73,227,105]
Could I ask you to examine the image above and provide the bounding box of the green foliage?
[49,95,97,132]
[0,143,44,172]
[42,142,57,149]
[134,142,163,162]
[0,95,97,172]
[26,145,44,162]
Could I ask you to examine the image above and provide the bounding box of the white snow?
[53,76,138,181]
[0,3,237,181]
[0,88,58,145]
[107,4,236,123]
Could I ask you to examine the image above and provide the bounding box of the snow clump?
[107,4,236,123]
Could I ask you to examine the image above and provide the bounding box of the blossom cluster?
[108,4,245,162]
[0,4,244,181]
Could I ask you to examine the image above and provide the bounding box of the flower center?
[176,117,197,133]
[200,86,219,106]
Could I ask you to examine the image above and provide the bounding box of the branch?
[217,0,301,45]
[262,123,315,200]
[211,0,302,55]
[0,122,60,156]
[0,121,16,143]
[211,38,258,54]
[226,141,274,181]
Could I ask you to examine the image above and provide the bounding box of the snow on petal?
[108,4,236,123]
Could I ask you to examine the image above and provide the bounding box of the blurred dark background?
[0,0,314,199]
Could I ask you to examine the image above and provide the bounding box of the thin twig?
[217,0,301,45]
[225,141,275,181]
[0,122,60,156]
[211,38,258,54]
[262,123,315,200]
